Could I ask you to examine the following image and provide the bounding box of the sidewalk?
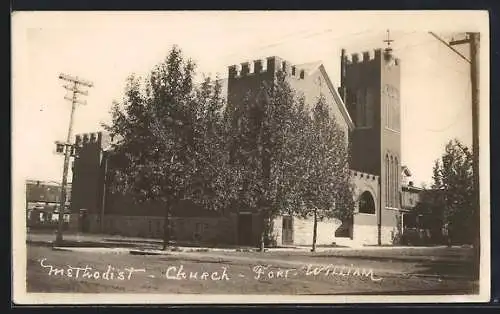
[27,231,320,252]
[27,231,468,253]
[27,232,475,281]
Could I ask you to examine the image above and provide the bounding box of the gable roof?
[296,61,323,75]
[309,63,354,130]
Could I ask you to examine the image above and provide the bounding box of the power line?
[428,32,471,64]
[222,28,376,61]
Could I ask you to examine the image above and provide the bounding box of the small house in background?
[399,167,446,245]
[26,180,71,229]
[400,166,424,229]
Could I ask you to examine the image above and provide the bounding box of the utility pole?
[55,73,93,245]
[429,32,480,277]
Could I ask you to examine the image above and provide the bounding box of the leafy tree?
[431,139,475,245]
[104,46,233,250]
[289,97,354,252]
[226,73,354,251]
[412,189,445,244]
[225,72,306,250]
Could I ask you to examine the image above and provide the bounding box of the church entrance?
[79,209,90,232]
[282,216,294,245]
[237,212,253,246]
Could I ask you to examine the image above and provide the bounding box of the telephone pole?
[429,32,480,277]
[55,73,93,245]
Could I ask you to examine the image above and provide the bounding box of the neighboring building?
[70,47,411,247]
[26,180,71,227]
[401,181,424,228]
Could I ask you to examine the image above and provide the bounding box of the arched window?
[365,88,374,128]
[394,158,399,208]
[385,154,390,207]
[355,89,365,127]
[387,97,392,129]
[389,156,394,207]
[359,191,376,214]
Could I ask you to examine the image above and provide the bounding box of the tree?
[104,46,233,250]
[226,73,354,251]
[412,189,445,244]
[225,71,306,251]
[289,97,355,252]
[431,139,475,245]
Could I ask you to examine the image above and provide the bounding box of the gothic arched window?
[356,88,366,127]
[365,88,374,128]
[385,154,390,207]
[394,158,399,208]
[389,156,394,207]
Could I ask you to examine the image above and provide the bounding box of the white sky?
[12,11,488,187]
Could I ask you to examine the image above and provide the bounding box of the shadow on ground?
[413,260,477,280]
[26,240,157,250]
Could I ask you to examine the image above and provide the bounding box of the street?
[25,233,478,295]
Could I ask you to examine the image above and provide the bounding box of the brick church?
[69,46,407,247]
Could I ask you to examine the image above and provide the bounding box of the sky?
[12,11,489,188]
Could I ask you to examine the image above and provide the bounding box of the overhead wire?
[220,28,471,135]
[221,28,377,62]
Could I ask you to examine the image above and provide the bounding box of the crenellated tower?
[227,56,309,108]
[341,48,402,215]
[70,131,111,227]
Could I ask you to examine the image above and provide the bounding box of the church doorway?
[237,212,253,246]
[282,216,294,245]
[359,191,376,214]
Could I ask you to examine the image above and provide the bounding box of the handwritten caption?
[39,258,382,282]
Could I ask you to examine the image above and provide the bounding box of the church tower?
[340,43,402,231]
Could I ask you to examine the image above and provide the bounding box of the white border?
[11,10,491,304]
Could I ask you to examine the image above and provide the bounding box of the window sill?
[355,212,376,216]
[384,206,401,211]
[384,127,400,133]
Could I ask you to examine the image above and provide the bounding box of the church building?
[69,46,404,247]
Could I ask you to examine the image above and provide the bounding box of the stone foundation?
[271,215,342,247]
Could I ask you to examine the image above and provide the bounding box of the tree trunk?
[259,215,268,252]
[162,202,171,251]
[259,229,265,252]
[311,208,318,252]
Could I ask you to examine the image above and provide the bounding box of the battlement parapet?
[228,56,307,80]
[350,170,378,182]
[75,131,106,147]
[344,49,383,65]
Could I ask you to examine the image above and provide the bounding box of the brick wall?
[71,132,108,216]
[86,214,236,245]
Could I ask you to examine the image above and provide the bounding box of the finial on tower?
[383,29,394,59]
